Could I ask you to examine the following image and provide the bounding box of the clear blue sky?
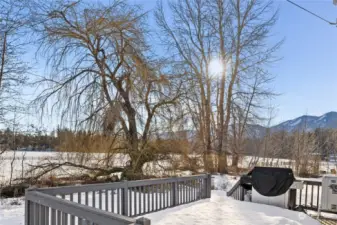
[19,0,337,130]
[270,0,337,124]
[129,0,337,125]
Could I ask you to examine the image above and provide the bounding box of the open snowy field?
[1,151,336,185]
[0,151,130,185]
[0,175,321,225]
[0,151,202,184]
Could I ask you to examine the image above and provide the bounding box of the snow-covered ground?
[0,151,130,185]
[1,151,336,185]
[0,197,24,225]
[0,175,322,225]
[0,152,334,224]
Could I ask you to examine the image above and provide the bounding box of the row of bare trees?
[155,0,281,172]
[238,128,337,176]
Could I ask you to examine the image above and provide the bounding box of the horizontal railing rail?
[227,179,247,201]
[226,180,242,199]
[37,174,211,218]
[38,175,208,195]
[25,174,212,225]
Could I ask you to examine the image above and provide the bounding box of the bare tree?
[155,0,217,171]
[29,1,184,178]
[216,0,281,172]
[0,1,29,117]
[230,66,276,171]
[156,0,281,173]
[0,0,31,188]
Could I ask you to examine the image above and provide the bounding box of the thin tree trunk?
[0,32,7,88]
[217,0,227,174]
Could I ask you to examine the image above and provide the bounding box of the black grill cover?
[248,167,295,197]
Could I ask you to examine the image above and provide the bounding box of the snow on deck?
[144,190,320,225]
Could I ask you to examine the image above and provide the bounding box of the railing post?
[202,175,207,199]
[25,188,36,225]
[202,174,211,199]
[240,186,245,201]
[25,196,30,225]
[171,178,178,207]
[122,180,129,216]
[207,174,212,198]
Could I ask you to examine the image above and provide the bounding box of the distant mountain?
[158,112,337,140]
[271,111,337,133]
[243,112,337,138]
[245,124,268,137]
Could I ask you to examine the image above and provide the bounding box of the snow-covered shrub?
[212,174,228,190]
